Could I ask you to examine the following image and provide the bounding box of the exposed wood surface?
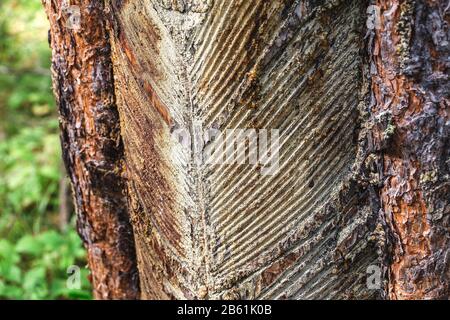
[108,0,380,299]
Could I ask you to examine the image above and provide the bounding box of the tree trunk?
[43,0,449,300]
[42,0,139,299]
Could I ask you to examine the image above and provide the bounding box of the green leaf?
[38,230,64,251]
[0,239,13,257]
[0,284,23,299]
[23,267,46,292]
[0,239,20,264]
[15,235,43,255]
[4,265,22,284]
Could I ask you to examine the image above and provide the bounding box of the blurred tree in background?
[0,0,91,299]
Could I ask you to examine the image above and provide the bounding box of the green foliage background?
[0,0,91,299]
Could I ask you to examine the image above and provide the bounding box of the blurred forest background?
[0,0,91,299]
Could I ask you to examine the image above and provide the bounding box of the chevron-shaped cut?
[108,0,375,299]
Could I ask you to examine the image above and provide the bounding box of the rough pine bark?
[42,0,139,299]
[368,0,449,299]
[43,0,449,300]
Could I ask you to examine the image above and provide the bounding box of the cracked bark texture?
[44,0,449,300]
[368,0,449,299]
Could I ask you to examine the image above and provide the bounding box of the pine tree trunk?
[43,0,449,300]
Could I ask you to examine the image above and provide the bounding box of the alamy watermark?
[62,2,81,30]
[172,123,280,176]
[67,265,81,290]
[367,5,382,30]
[366,265,382,290]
